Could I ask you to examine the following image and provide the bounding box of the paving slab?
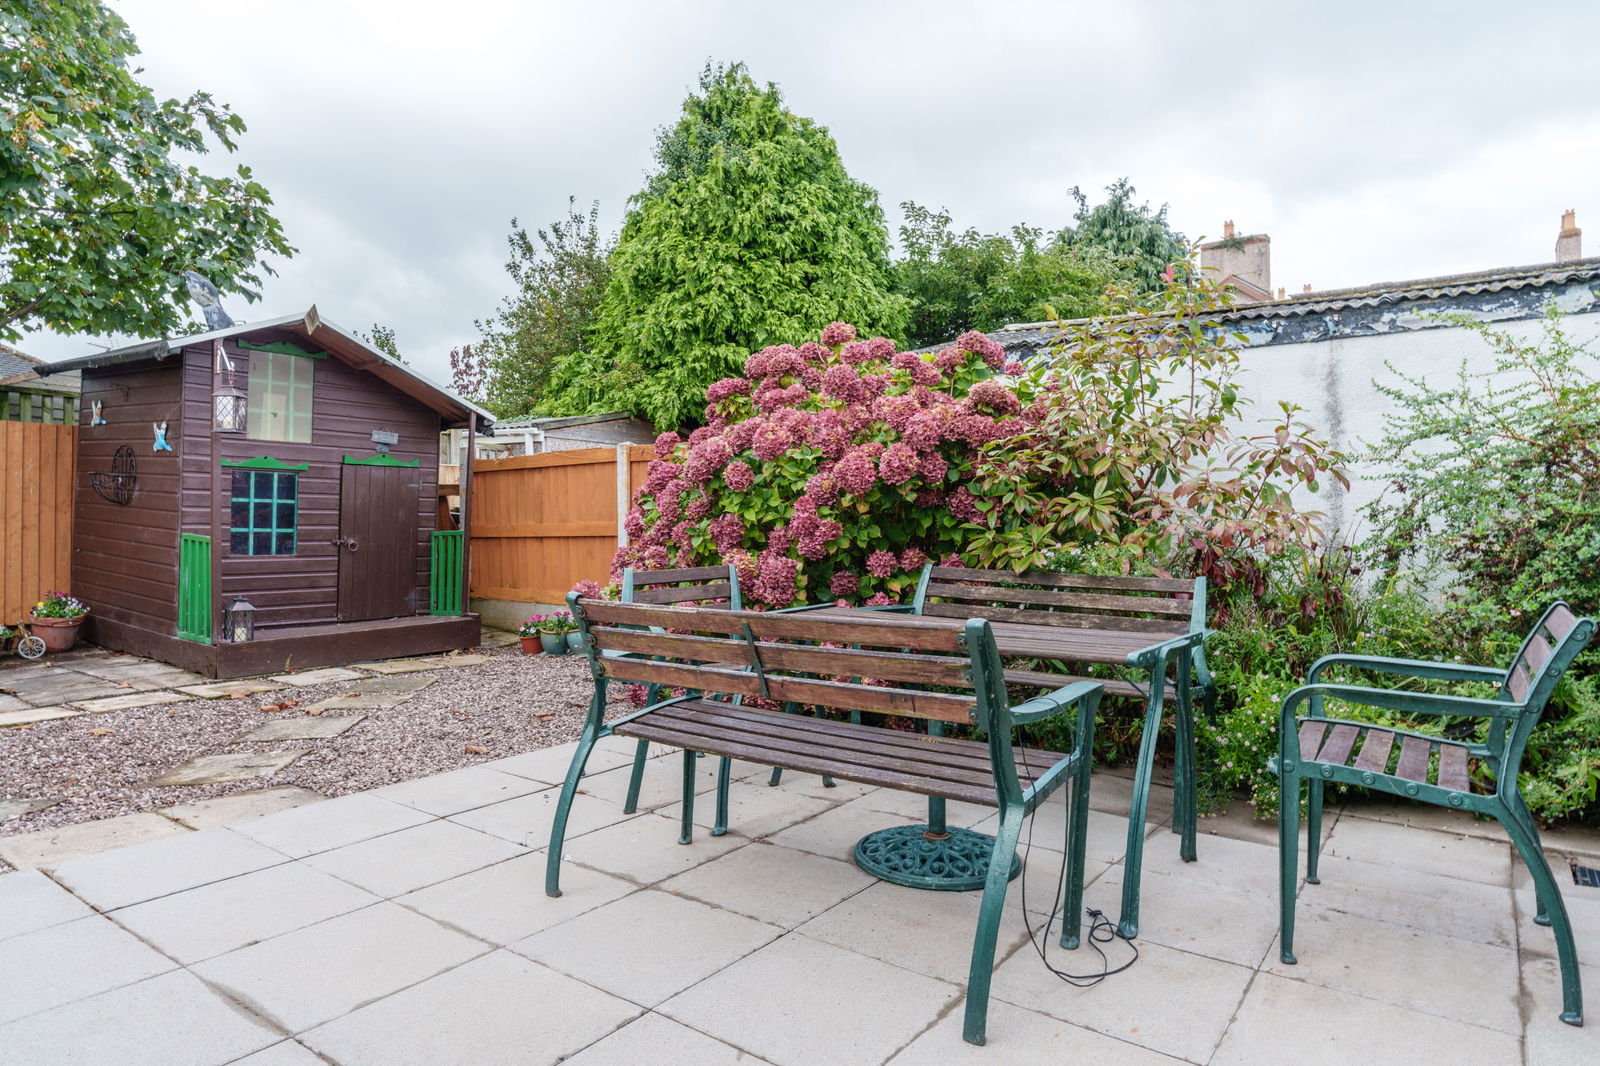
[149,748,309,787]
[303,949,638,1066]
[177,679,283,699]
[349,657,451,674]
[891,998,1184,1065]
[560,1012,762,1066]
[71,689,195,713]
[71,660,202,685]
[190,901,487,1032]
[658,840,874,929]
[476,628,521,648]
[0,915,176,1025]
[0,812,189,870]
[234,714,366,743]
[0,705,79,727]
[230,1041,327,1066]
[158,786,324,830]
[229,792,432,858]
[1210,971,1521,1065]
[656,783,842,841]
[372,764,547,817]
[304,819,525,897]
[0,675,125,704]
[1324,814,1513,886]
[339,674,439,694]
[300,692,410,711]
[659,933,962,1066]
[558,811,747,885]
[483,739,638,784]
[0,693,26,712]
[0,796,63,823]
[112,861,381,964]
[0,969,282,1066]
[268,666,368,687]
[515,889,781,1007]
[450,788,626,849]
[0,869,95,941]
[1519,954,1600,1064]
[1299,852,1520,947]
[1087,866,1280,969]
[398,852,634,946]
[47,826,288,911]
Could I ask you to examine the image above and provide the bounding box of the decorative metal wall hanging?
[152,421,173,452]
[89,446,137,505]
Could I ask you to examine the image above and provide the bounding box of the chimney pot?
[1302,283,1312,294]
[1223,220,1235,238]
[1556,210,1582,263]
[1277,287,1285,299]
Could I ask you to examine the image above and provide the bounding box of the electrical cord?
[1014,744,1139,986]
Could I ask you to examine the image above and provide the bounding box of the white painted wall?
[1228,310,1600,541]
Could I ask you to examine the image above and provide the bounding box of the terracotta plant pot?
[27,613,86,654]
[539,632,569,656]
[519,635,541,654]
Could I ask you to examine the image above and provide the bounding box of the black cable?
[1014,744,1139,986]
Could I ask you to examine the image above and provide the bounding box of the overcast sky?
[25,0,1600,382]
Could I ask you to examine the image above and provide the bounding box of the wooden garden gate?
[469,444,652,604]
[0,389,78,622]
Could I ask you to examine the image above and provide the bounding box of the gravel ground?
[0,641,629,852]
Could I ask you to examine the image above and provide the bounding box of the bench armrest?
[1126,629,1210,669]
[1306,654,1506,686]
[767,601,915,614]
[1282,682,1521,723]
[1009,680,1103,726]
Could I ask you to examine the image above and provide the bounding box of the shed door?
[337,463,418,622]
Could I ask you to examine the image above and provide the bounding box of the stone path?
[0,738,1594,1065]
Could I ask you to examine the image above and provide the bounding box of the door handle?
[346,537,359,552]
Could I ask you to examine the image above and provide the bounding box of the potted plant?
[539,611,575,656]
[28,591,89,653]
[517,615,545,654]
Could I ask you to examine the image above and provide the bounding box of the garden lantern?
[213,379,247,432]
[224,599,256,642]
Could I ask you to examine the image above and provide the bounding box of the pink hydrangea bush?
[612,324,1026,607]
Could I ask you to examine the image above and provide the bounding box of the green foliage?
[476,198,613,418]
[0,0,293,341]
[1059,179,1186,292]
[1364,307,1600,622]
[550,62,908,429]
[892,203,1125,348]
[357,324,406,364]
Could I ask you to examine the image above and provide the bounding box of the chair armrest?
[1010,680,1103,725]
[1306,654,1506,686]
[1126,629,1210,669]
[1282,682,1521,722]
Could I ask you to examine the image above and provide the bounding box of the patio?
[2,732,1595,1066]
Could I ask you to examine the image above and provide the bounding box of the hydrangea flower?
[865,549,898,578]
[820,321,857,347]
[723,459,755,491]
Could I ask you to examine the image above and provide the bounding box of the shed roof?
[491,410,641,430]
[35,310,491,429]
[0,343,80,393]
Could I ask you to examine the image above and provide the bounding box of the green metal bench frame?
[546,594,1102,1046]
[909,563,1212,937]
[1272,602,1596,1026]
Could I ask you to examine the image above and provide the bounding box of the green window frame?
[247,349,314,443]
[229,469,299,556]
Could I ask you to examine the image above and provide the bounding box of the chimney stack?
[1556,209,1582,263]
[1199,220,1271,301]
[1223,220,1235,238]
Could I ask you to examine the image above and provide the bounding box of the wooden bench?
[547,595,1103,1046]
[910,563,1211,938]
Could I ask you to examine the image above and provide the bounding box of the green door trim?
[221,456,309,471]
[343,454,419,467]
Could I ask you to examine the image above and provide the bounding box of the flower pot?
[519,635,541,654]
[27,614,85,654]
[539,632,569,656]
[565,630,587,653]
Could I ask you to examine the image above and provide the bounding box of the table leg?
[1118,673,1167,938]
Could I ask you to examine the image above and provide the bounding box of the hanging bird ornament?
[182,270,235,331]
[152,421,173,452]
[90,400,106,426]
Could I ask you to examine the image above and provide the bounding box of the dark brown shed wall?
[73,361,183,635]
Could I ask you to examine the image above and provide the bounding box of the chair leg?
[545,729,601,897]
[1173,680,1198,862]
[622,738,650,814]
[678,749,696,845]
[1061,755,1092,950]
[962,808,1025,1046]
[1500,810,1583,1025]
[1305,779,1325,885]
[1508,792,1552,925]
[1278,771,1301,965]
[1117,690,1166,938]
[712,755,732,837]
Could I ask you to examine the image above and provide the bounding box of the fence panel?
[0,419,76,623]
[430,530,464,614]
[177,533,213,643]
[470,446,654,604]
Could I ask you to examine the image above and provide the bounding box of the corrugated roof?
[36,311,490,428]
[492,411,640,430]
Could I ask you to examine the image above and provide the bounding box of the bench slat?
[1394,734,1433,783]
[930,566,1194,594]
[1353,730,1396,774]
[1524,633,1553,676]
[1316,724,1361,767]
[629,582,735,605]
[1000,667,1160,700]
[1436,743,1471,792]
[1546,605,1581,642]
[631,565,732,585]
[923,601,1182,635]
[581,600,967,652]
[593,627,972,688]
[1508,662,1531,702]
[1298,720,1326,761]
[925,582,1192,617]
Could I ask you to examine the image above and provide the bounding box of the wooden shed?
[39,309,489,678]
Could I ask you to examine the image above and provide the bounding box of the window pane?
[252,532,272,555]
[230,530,250,554]
[230,499,248,526]
[246,351,315,443]
[276,503,295,529]
[278,472,297,499]
[275,531,296,554]
[231,470,250,496]
[252,501,273,527]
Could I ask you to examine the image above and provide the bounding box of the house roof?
[491,411,640,430]
[988,256,1600,354]
[0,343,80,393]
[35,310,491,428]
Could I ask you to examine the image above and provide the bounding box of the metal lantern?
[224,599,257,642]
[213,380,247,432]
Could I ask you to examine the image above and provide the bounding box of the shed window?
[247,350,313,442]
[229,470,298,555]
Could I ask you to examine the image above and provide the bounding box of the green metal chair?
[1273,602,1596,1025]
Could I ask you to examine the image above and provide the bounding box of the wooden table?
[787,603,1201,938]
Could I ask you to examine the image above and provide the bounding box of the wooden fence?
[1,408,78,623]
[469,444,653,604]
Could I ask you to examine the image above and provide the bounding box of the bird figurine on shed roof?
[182,270,235,332]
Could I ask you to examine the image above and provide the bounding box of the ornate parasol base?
[853,824,1021,892]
